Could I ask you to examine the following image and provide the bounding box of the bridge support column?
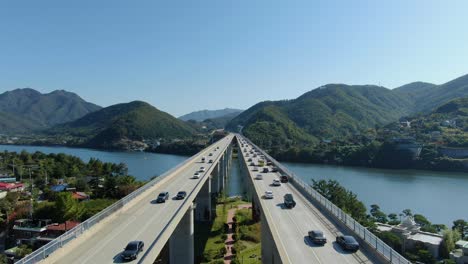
[211,163,220,195]
[169,204,194,264]
[261,212,282,264]
[195,177,212,221]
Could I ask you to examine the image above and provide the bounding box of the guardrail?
[16,137,228,264]
[239,135,411,264]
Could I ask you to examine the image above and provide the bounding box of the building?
[36,221,80,246]
[12,219,51,246]
[450,240,468,264]
[71,191,90,201]
[440,147,468,159]
[376,216,443,259]
[0,182,24,192]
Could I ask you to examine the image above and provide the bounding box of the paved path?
[223,204,252,264]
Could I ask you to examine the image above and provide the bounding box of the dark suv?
[283,193,296,208]
[175,191,187,200]
[308,230,327,245]
[121,241,144,260]
[156,192,169,203]
[336,234,359,251]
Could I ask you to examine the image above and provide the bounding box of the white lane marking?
[78,215,137,264]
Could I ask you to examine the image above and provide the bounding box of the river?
[0,145,465,226]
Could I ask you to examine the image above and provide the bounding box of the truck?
[283,193,296,208]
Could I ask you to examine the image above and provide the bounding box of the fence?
[16,143,212,264]
[240,135,411,264]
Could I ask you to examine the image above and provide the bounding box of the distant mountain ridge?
[0,88,101,133]
[179,108,243,122]
[49,101,196,149]
[227,73,468,150]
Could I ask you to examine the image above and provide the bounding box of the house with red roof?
[0,182,24,192]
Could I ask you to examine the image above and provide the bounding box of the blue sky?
[1,1,467,116]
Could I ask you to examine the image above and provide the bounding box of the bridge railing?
[240,135,411,264]
[16,145,211,264]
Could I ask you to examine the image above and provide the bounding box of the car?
[245,154,250,157]
[283,193,296,208]
[271,167,279,172]
[266,161,273,166]
[193,172,201,179]
[272,179,281,186]
[201,157,206,162]
[308,230,327,245]
[262,168,269,173]
[280,175,289,183]
[255,174,263,180]
[249,162,255,166]
[156,192,169,203]
[247,158,252,162]
[252,167,259,172]
[208,159,213,163]
[217,146,220,149]
[175,191,187,200]
[121,241,144,260]
[209,153,213,156]
[199,167,206,172]
[336,234,359,251]
[264,191,274,199]
[253,154,257,157]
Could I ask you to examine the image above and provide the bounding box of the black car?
[121,241,144,260]
[280,175,289,183]
[336,234,359,251]
[175,191,187,200]
[283,193,296,208]
[262,167,269,173]
[308,230,327,245]
[156,192,169,203]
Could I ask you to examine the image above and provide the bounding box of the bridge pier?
[211,163,220,195]
[169,204,194,264]
[195,177,212,221]
[261,212,282,264]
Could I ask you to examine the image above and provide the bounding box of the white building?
[450,240,468,264]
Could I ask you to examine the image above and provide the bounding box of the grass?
[232,208,261,263]
[198,196,251,263]
[236,243,261,264]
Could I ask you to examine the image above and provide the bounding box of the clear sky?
[1,0,467,117]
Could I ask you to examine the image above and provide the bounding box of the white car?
[193,172,201,179]
[264,191,274,199]
[199,167,206,172]
[272,179,281,186]
[255,174,263,180]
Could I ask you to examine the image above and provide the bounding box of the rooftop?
[407,232,443,245]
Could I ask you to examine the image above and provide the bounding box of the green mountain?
[50,101,196,148]
[179,108,243,122]
[227,84,413,148]
[0,88,101,133]
[228,74,468,150]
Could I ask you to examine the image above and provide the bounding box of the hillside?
[0,88,101,133]
[49,101,196,149]
[179,108,243,122]
[227,84,413,149]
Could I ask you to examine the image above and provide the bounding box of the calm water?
[283,162,468,227]
[1,145,465,226]
[0,145,188,181]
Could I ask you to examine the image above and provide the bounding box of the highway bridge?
[17,134,410,264]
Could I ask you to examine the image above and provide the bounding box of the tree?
[440,229,461,259]
[388,213,400,225]
[376,231,403,252]
[402,209,412,217]
[452,219,467,239]
[54,192,85,222]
